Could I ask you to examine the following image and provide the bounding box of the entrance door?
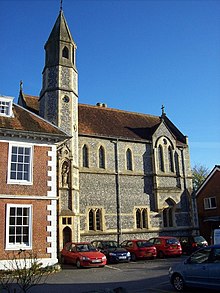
[63,226,72,247]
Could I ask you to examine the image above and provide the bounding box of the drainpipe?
[111,139,122,245]
[180,147,194,229]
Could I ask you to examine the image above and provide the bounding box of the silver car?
[169,244,220,291]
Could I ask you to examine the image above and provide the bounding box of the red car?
[120,239,157,261]
[148,236,182,258]
[61,242,107,268]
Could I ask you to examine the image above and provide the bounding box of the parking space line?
[105,265,122,271]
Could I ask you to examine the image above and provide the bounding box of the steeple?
[39,9,78,128]
[44,10,77,70]
[39,8,80,245]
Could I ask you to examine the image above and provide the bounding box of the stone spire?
[43,9,77,70]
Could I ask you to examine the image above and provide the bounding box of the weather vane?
[60,0,63,11]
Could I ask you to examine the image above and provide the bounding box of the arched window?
[96,209,101,230]
[136,209,141,229]
[168,146,174,172]
[89,210,94,230]
[126,148,132,170]
[158,144,164,172]
[168,208,173,227]
[62,46,69,59]
[163,209,168,227]
[99,146,105,169]
[136,208,148,229]
[174,151,181,187]
[142,209,148,228]
[163,207,174,227]
[82,145,89,167]
[88,209,102,231]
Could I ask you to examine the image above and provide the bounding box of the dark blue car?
[169,244,220,291]
[91,240,131,263]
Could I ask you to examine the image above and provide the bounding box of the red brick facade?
[0,142,50,196]
[0,199,51,260]
[196,167,220,244]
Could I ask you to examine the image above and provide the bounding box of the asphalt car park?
[28,255,219,293]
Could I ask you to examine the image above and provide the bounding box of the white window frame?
[0,96,13,117]
[7,143,33,185]
[6,204,32,250]
[204,197,217,210]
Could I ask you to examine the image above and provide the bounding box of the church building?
[17,8,196,254]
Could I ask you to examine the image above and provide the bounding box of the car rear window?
[194,236,206,243]
[166,238,179,245]
[136,241,152,248]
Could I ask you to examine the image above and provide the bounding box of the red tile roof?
[17,94,187,144]
[78,104,160,141]
[0,103,67,139]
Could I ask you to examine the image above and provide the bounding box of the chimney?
[96,103,107,108]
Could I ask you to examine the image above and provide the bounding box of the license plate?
[92,259,101,263]
[119,256,127,259]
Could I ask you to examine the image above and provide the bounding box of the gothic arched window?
[158,144,164,172]
[82,144,89,167]
[99,146,105,169]
[136,208,148,229]
[96,209,101,230]
[163,207,174,227]
[168,146,174,172]
[126,148,133,170]
[89,210,94,230]
[136,209,141,229]
[62,46,69,59]
[88,209,102,231]
[142,209,148,228]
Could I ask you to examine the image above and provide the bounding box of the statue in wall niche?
[62,161,70,188]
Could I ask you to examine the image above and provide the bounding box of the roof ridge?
[79,103,160,118]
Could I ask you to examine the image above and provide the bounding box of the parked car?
[120,239,157,261]
[91,240,131,263]
[169,244,220,291]
[148,236,182,258]
[178,235,208,255]
[61,242,107,268]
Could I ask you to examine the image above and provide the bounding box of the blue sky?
[0,0,219,170]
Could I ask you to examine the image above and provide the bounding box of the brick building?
[17,8,196,254]
[0,95,67,269]
[196,165,220,244]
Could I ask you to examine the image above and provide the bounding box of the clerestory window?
[126,148,133,171]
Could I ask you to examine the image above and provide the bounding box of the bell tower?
[39,7,80,249]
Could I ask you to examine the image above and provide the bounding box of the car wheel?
[172,273,185,291]
[76,259,81,269]
[158,251,164,258]
[131,253,137,261]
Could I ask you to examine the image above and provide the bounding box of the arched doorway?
[63,226,72,247]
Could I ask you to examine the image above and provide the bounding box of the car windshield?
[136,241,152,248]
[189,248,211,264]
[103,241,118,248]
[166,238,179,245]
[76,244,97,252]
